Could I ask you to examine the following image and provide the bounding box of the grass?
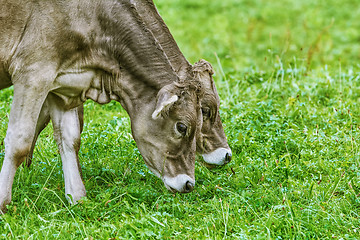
[1,0,360,239]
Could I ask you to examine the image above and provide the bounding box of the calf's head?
[193,60,232,166]
[130,82,202,193]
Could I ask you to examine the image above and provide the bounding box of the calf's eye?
[176,122,187,136]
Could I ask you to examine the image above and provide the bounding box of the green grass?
[1,0,360,239]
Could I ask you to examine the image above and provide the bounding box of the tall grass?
[1,0,360,239]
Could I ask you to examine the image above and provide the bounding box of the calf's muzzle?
[163,174,195,193]
[202,147,232,166]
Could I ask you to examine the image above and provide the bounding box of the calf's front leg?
[25,99,84,168]
[22,94,85,204]
[48,94,86,204]
[25,100,51,167]
[0,81,49,213]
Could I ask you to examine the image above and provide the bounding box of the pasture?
[1,0,359,238]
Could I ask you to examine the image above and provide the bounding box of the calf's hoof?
[0,198,10,214]
[65,191,86,205]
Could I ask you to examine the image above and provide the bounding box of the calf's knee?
[4,134,34,166]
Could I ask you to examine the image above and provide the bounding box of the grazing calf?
[24,1,232,172]
[0,0,204,213]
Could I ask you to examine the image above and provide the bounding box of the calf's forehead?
[173,93,199,120]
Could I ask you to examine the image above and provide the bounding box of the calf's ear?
[152,87,179,120]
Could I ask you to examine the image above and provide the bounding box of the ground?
[0,0,359,239]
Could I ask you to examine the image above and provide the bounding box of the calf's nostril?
[184,181,194,193]
[224,153,232,164]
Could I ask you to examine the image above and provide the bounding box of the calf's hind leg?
[48,94,86,204]
[0,81,50,213]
